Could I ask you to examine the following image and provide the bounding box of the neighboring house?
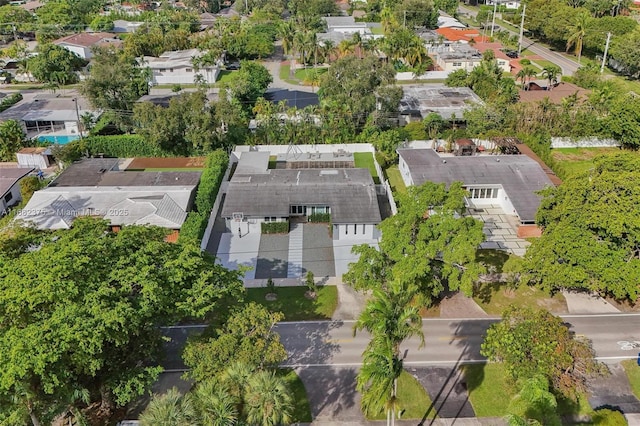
[399,84,483,122]
[486,0,521,9]
[220,151,382,241]
[199,12,217,29]
[518,81,590,104]
[18,0,43,13]
[397,146,556,226]
[473,42,512,72]
[0,167,33,216]
[142,49,221,86]
[53,32,122,60]
[317,16,382,44]
[111,20,144,33]
[16,147,55,170]
[18,158,201,238]
[437,15,467,29]
[434,44,484,72]
[0,94,98,140]
[435,27,485,43]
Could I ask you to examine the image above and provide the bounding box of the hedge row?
[308,213,331,223]
[261,221,289,234]
[0,93,22,113]
[84,135,166,158]
[195,150,229,214]
[178,150,229,245]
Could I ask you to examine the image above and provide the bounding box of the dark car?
[225,62,241,70]
[505,51,519,59]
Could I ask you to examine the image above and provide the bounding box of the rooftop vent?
[320,170,339,175]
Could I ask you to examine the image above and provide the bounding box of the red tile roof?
[435,27,488,43]
[53,32,121,48]
[518,81,590,105]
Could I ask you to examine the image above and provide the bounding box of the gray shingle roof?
[221,168,381,224]
[0,167,33,198]
[397,149,554,222]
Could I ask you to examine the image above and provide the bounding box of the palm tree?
[541,65,561,91]
[354,282,424,426]
[139,388,196,426]
[566,11,590,64]
[278,21,296,78]
[193,379,239,426]
[516,66,537,89]
[320,39,336,64]
[244,370,293,426]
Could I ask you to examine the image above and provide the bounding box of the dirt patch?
[551,147,619,162]
[126,157,206,170]
[604,296,640,313]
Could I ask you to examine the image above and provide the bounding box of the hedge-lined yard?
[84,135,165,158]
[178,150,229,245]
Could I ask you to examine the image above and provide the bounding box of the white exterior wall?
[437,58,482,72]
[466,186,516,216]
[16,153,49,169]
[1,184,22,215]
[64,122,80,134]
[496,58,510,73]
[333,223,376,240]
[398,155,414,187]
[59,44,90,59]
[151,67,219,85]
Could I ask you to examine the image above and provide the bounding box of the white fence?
[232,143,375,157]
[550,137,620,149]
[396,71,450,81]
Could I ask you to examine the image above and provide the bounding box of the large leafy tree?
[0,218,244,424]
[319,55,401,132]
[0,119,25,162]
[506,376,562,426]
[81,47,151,125]
[523,152,640,300]
[183,303,287,382]
[609,26,640,77]
[224,60,273,110]
[27,43,85,85]
[345,181,485,306]
[481,306,606,398]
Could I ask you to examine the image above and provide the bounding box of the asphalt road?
[161,314,640,370]
[457,4,581,76]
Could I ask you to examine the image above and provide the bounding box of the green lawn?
[277,368,313,422]
[216,70,236,85]
[463,363,514,417]
[385,165,407,195]
[245,285,338,321]
[370,370,436,420]
[293,67,327,83]
[551,147,624,179]
[473,282,568,316]
[622,360,640,401]
[532,59,559,71]
[370,25,384,35]
[354,152,380,184]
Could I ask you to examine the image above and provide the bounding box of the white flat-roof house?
[486,0,521,9]
[221,151,382,241]
[397,148,555,225]
[53,32,122,60]
[142,49,221,86]
[111,20,144,33]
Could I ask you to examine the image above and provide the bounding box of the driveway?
[589,363,640,414]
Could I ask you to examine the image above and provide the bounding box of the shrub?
[84,135,165,157]
[261,221,288,234]
[266,277,276,294]
[305,270,317,293]
[308,213,330,223]
[591,408,627,426]
[0,93,23,113]
[519,59,531,66]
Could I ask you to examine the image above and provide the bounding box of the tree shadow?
[296,366,359,420]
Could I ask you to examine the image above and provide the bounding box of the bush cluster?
[261,221,289,234]
[84,135,165,158]
[308,213,331,223]
[0,93,23,113]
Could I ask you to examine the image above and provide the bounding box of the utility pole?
[11,24,17,42]
[403,10,407,28]
[73,98,84,139]
[490,0,498,38]
[517,3,526,56]
[601,31,611,73]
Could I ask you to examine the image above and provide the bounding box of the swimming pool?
[37,134,80,144]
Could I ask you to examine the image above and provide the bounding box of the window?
[452,62,462,67]
[4,192,12,203]
[345,225,348,235]
[159,68,166,72]
[186,68,192,72]
[362,224,366,234]
[169,68,174,72]
[354,224,357,234]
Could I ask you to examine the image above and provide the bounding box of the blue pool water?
[37,134,80,144]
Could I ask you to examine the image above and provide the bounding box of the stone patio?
[468,206,530,257]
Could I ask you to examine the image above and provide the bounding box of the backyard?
[551,147,623,178]
[354,152,381,184]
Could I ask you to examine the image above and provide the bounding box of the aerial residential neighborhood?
[1,0,640,424]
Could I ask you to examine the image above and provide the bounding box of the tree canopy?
[481,306,605,398]
[183,303,287,383]
[0,218,244,424]
[345,181,485,306]
[523,152,640,300]
[27,43,85,85]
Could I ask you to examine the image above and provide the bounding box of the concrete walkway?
[332,284,368,321]
[589,363,640,415]
[562,291,620,314]
[262,43,316,93]
[439,292,489,318]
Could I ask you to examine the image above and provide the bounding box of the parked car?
[225,62,241,70]
[505,50,519,59]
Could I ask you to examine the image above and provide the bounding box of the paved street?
[458,4,581,76]
[161,314,640,371]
